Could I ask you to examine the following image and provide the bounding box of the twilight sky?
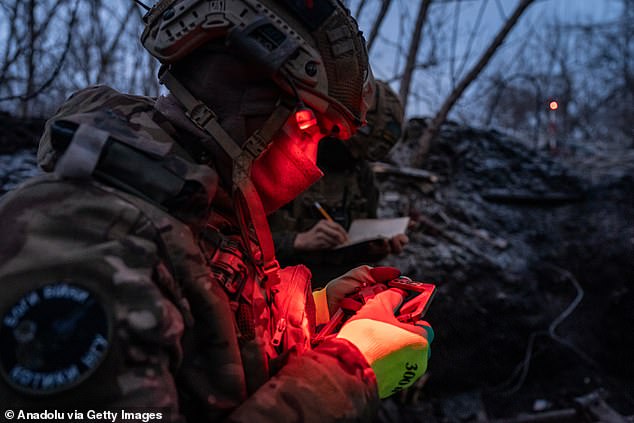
[349,0,624,116]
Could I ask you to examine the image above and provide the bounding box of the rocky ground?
[0,112,43,194]
[0,113,632,422]
[377,120,634,422]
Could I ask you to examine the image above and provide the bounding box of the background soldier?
[269,80,407,286]
[0,1,433,420]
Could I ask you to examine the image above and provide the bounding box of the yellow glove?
[336,288,433,398]
[312,265,401,326]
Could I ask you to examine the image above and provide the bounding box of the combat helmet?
[141,0,373,157]
[141,0,373,281]
[348,80,404,161]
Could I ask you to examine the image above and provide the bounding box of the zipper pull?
[271,317,287,347]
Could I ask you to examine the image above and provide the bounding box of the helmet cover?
[141,0,372,139]
[348,80,404,161]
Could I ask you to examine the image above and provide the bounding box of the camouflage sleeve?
[0,177,185,420]
[227,338,378,423]
[38,85,157,171]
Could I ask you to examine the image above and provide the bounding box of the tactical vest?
[298,165,374,230]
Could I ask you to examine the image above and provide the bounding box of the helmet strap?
[159,67,243,159]
[160,66,293,287]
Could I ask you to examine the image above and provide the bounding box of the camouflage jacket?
[0,86,377,421]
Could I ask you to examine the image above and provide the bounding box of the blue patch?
[0,282,111,394]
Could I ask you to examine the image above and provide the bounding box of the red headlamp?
[295,107,318,131]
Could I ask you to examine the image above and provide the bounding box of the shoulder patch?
[0,282,111,395]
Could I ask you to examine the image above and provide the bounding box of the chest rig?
[50,107,313,356]
[198,224,265,356]
[199,228,249,308]
[199,223,314,356]
[158,69,317,355]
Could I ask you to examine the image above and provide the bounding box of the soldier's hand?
[389,234,409,254]
[366,238,391,261]
[313,265,401,324]
[337,288,433,399]
[294,219,348,251]
[364,234,409,261]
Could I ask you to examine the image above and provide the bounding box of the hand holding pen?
[292,202,349,251]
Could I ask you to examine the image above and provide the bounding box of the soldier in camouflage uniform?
[270,81,407,286]
[0,1,433,420]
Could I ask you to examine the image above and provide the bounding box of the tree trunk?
[22,0,36,117]
[95,2,137,84]
[399,0,432,114]
[414,0,537,167]
[367,0,392,51]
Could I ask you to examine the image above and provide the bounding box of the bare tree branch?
[354,0,370,20]
[399,0,432,113]
[449,0,461,88]
[0,1,20,85]
[95,2,137,83]
[414,0,537,166]
[22,0,37,115]
[0,0,80,105]
[391,0,407,77]
[367,0,392,51]
[494,0,507,20]
[455,0,488,79]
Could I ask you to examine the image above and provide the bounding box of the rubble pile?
[0,111,44,154]
[0,112,43,194]
[378,120,633,421]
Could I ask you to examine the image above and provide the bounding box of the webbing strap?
[55,124,110,179]
[230,98,292,286]
[160,68,293,285]
[142,0,178,27]
[235,101,294,173]
[234,179,280,286]
[160,69,243,160]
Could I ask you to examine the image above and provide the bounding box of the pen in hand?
[314,201,334,222]
[309,201,349,247]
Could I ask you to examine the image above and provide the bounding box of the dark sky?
[351,0,623,116]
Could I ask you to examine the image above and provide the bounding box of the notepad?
[334,217,410,249]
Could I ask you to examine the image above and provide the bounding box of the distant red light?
[295,108,318,131]
[549,101,559,111]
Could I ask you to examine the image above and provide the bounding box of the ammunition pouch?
[199,228,249,308]
[50,116,216,212]
[200,227,315,355]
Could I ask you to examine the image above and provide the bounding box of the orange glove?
[312,265,400,326]
[336,288,433,398]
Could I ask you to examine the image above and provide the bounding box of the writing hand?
[294,219,348,251]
